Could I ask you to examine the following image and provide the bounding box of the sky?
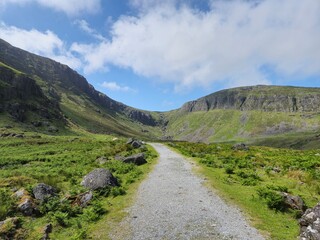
[0,0,319,111]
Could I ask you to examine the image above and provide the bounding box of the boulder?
[13,188,38,216]
[300,202,320,240]
[81,168,118,190]
[33,183,56,201]
[232,143,249,151]
[122,153,147,166]
[18,197,38,216]
[131,140,142,149]
[281,192,305,211]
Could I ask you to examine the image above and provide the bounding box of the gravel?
[114,143,265,240]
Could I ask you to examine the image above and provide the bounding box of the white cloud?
[72,0,320,90]
[0,22,82,69]
[0,0,101,16]
[101,81,135,92]
[74,19,105,41]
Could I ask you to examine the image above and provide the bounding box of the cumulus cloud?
[72,0,320,90]
[0,22,81,69]
[101,81,135,92]
[0,0,101,16]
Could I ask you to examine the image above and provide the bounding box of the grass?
[165,109,320,146]
[0,133,158,239]
[169,142,320,240]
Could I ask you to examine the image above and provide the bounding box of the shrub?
[257,186,287,211]
[225,165,235,174]
[0,189,15,221]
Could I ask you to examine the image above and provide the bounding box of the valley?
[0,38,320,239]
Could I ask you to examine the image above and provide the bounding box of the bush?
[0,189,15,221]
[225,165,235,174]
[257,186,287,211]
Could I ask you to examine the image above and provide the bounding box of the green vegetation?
[0,133,157,239]
[165,109,320,148]
[169,142,320,239]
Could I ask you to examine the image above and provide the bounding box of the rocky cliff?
[181,85,320,113]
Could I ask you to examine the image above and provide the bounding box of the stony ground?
[112,143,265,240]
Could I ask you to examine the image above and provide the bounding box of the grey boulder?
[81,168,118,190]
[33,183,56,201]
[123,153,147,166]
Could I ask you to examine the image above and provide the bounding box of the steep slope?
[180,85,320,113]
[0,38,161,137]
[165,86,320,147]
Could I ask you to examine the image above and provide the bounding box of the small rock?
[33,183,56,201]
[122,153,147,166]
[78,191,93,207]
[131,140,142,149]
[126,138,134,145]
[18,197,38,216]
[41,223,52,240]
[81,168,118,190]
[232,143,249,151]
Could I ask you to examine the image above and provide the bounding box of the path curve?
[118,143,265,240]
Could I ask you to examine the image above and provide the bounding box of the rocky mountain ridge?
[181,85,320,113]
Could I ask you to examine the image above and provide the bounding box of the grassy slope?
[0,133,157,239]
[165,109,320,148]
[170,142,320,240]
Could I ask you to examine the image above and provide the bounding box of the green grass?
[169,142,320,240]
[0,133,158,239]
[165,109,320,146]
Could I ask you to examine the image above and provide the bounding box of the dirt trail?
[113,143,265,240]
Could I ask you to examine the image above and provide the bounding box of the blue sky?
[0,0,319,111]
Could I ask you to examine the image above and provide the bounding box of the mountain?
[0,38,162,137]
[1,38,320,149]
[165,85,320,149]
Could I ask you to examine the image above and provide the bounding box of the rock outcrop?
[299,202,320,240]
[180,85,320,113]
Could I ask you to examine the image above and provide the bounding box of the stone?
[232,143,249,151]
[281,192,305,211]
[126,138,134,145]
[122,153,147,166]
[131,140,143,149]
[33,183,56,201]
[78,191,93,207]
[299,202,320,239]
[41,223,52,240]
[18,197,38,216]
[81,168,118,190]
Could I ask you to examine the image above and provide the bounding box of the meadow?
[0,133,157,239]
[169,141,320,240]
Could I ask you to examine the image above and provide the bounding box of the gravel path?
[116,143,265,240]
